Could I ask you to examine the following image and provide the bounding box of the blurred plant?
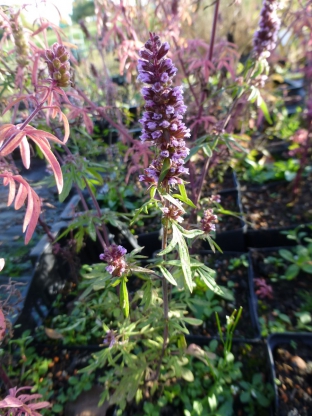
[0,386,50,416]
[254,278,273,300]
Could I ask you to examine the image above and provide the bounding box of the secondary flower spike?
[253,0,280,59]
[99,245,128,277]
[138,33,190,186]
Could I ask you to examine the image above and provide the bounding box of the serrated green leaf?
[158,265,177,285]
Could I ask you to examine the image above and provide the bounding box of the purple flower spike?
[201,209,218,234]
[137,33,190,187]
[253,0,281,59]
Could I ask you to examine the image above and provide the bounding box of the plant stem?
[83,178,110,247]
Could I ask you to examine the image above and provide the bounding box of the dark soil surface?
[273,342,312,416]
[187,252,257,340]
[216,192,243,232]
[241,177,312,229]
[202,167,237,192]
[251,249,312,335]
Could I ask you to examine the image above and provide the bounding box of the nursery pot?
[267,333,312,416]
[184,250,260,343]
[248,247,312,338]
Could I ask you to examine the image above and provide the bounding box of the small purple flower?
[100,245,128,277]
[210,194,221,204]
[137,33,190,187]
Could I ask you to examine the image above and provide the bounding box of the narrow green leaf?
[88,221,97,241]
[173,223,193,292]
[150,186,157,199]
[120,278,129,318]
[172,193,196,208]
[163,194,185,211]
[202,143,212,157]
[181,317,202,326]
[258,96,273,124]
[197,268,223,296]
[158,265,177,286]
[175,223,204,239]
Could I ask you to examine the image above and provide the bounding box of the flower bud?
[45,43,71,87]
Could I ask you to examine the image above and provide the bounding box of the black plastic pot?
[239,178,312,248]
[137,231,161,258]
[248,246,312,338]
[267,333,312,415]
[184,250,261,343]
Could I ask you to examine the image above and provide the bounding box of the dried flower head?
[201,209,218,234]
[138,33,190,186]
[10,12,29,67]
[103,329,116,348]
[99,245,128,277]
[162,202,185,223]
[253,0,281,59]
[45,43,71,87]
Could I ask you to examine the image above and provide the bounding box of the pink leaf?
[24,190,41,245]
[25,127,64,145]
[61,111,70,142]
[0,131,25,156]
[19,136,31,169]
[23,186,34,232]
[27,135,63,193]
[7,177,16,206]
[15,183,28,210]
